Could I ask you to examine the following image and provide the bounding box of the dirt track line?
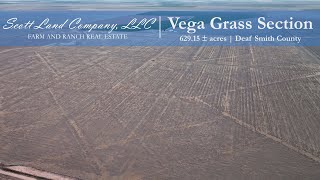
[250,45,255,65]
[0,47,33,54]
[80,47,168,102]
[235,72,320,91]
[64,47,171,123]
[221,111,320,163]
[187,64,207,96]
[96,63,192,150]
[194,61,320,71]
[192,46,205,59]
[123,69,181,142]
[196,71,320,99]
[95,119,215,151]
[47,88,104,173]
[111,46,171,91]
[299,46,320,61]
[35,52,60,77]
[196,55,240,62]
[0,50,115,111]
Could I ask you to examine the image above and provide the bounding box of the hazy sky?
[2,0,319,2]
[1,0,319,4]
[1,0,318,10]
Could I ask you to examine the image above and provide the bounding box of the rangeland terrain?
[1,46,320,179]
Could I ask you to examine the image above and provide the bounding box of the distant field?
[1,46,320,179]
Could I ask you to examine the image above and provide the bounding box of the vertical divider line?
[159,16,162,38]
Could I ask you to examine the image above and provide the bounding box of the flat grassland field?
[1,46,320,179]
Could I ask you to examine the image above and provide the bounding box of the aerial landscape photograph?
[0,0,320,180]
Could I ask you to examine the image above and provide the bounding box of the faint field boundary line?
[96,62,193,151]
[0,47,33,54]
[196,55,240,62]
[123,67,184,142]
[62,47,172,124]
[222,111,320,163]
[95,119,214,151]
[111,46,172,91]
[0,47,121,111]
[35,51,61,77]
[47,88,104,172]
[194,71,320,99]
